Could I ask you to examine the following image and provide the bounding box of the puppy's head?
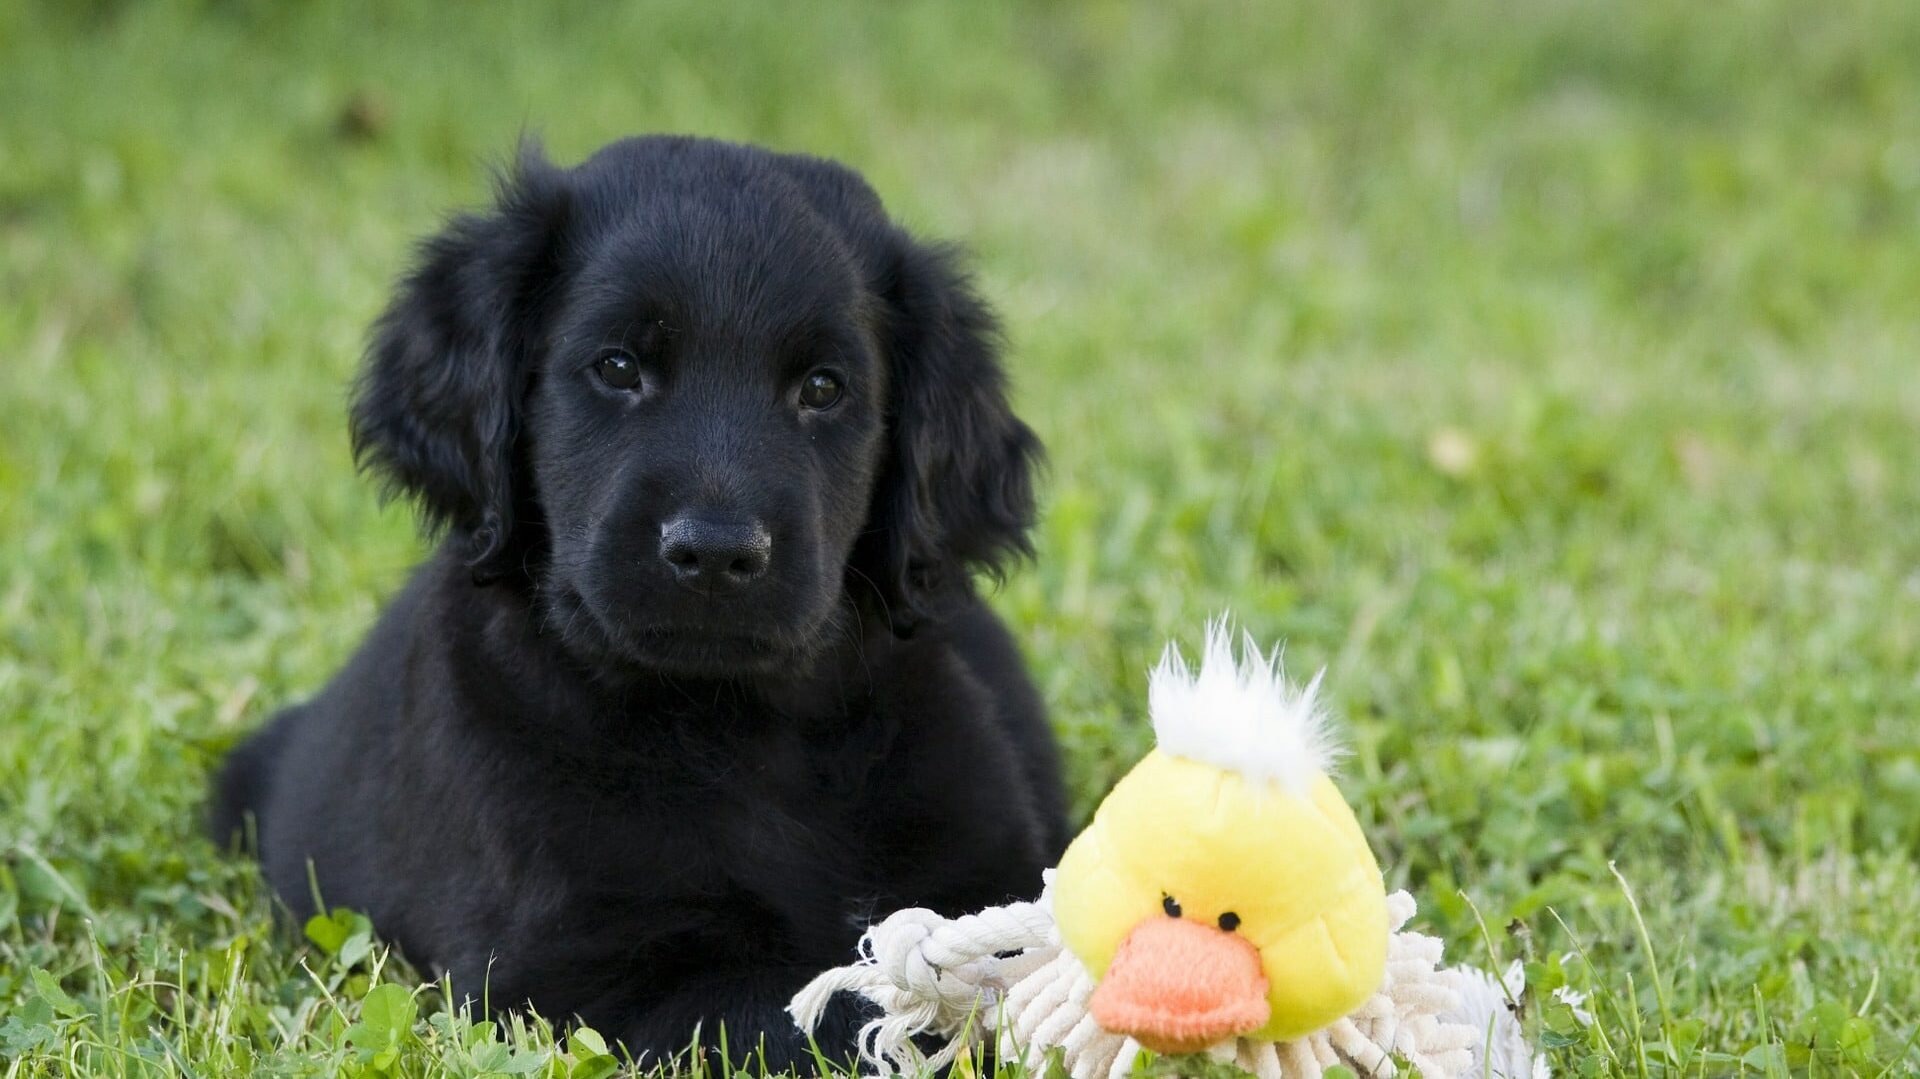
[352,136,1038,677]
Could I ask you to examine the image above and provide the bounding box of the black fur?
[213,136,1066,1071]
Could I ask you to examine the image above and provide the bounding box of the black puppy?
[213,135,1067,1070]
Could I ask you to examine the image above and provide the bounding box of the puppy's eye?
[798,369,844,411]
[595,350,643,391]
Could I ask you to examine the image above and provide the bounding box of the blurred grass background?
[2,0,1918,1074]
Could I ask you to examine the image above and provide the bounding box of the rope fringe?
[789,885,1543,1079]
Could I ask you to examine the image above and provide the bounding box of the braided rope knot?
[864,909,949,1002]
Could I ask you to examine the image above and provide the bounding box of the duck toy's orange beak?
[1086,915,1271,1054]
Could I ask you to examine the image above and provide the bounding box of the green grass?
[4,0,1919,1074]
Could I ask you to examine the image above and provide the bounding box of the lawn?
[3,1,1918,1075]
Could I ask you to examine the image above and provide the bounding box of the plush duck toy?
[791,622,1534,1079]
[1053,631,1386,1051]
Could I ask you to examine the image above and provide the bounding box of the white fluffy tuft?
[1148,617,1342,794]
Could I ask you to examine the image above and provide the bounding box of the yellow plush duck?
[1052,626,1388,1050]
[792,623,1518,1079]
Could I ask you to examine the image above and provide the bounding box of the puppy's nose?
[658,514,772,595]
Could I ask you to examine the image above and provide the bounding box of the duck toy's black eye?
[1161,894,1181,918]
[1218,911,1241,932]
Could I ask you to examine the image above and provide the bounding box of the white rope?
[789,887,1545,1079]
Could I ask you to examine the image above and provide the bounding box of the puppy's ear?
[351,147,570,582]
[857,238,1042,630]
